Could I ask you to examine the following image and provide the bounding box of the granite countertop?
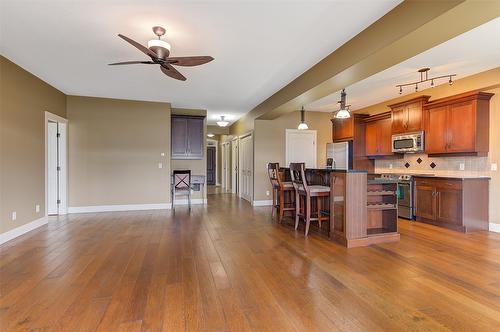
[281,167,368,173]
[412,174,491,180]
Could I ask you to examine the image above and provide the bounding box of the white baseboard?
[252,200,273,206]
[0,216,48,245]
[173,198,207,205]
[68,203,172,214]
[489,223,500,233]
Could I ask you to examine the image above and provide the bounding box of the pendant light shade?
[334,89,351,119]
[216,116,229,127]
[298,106,308,130]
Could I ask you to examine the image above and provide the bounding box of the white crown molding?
[252,200,273,206]
[68,203,172,214]
[0,216,48,245]
[489,223,500,233]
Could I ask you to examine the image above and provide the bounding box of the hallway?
[1,194,500,331]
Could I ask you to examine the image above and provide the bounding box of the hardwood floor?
[1,193,500,331]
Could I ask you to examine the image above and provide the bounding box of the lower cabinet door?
[436,189,462,225]
[415,185,436,220]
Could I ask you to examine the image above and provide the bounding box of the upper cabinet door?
[406,101,424,132]
[332,117,353,141]
[171,116,205,159]
[447,101,476,153]
[391,106,407,134]
[377,117,393,155]
[171,117,188,158]
[365,122,378,156]
[425,106,448,154]
[187,117,204,158]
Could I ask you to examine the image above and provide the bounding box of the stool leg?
[305,196,311,236]
[294,192,300,230]
[279,189,285,223]
[317,196,322,229]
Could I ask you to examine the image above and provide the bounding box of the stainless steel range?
[380,174,415,220]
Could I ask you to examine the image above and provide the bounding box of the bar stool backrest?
[289,163,308,192]
[267,163,280,189]
[173,170,191,190]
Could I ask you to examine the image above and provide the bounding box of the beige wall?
[364,68,500,225]
[253,111,332,201]
[67,96,171,207]
[171,108,207,200]
[0,56,66,234]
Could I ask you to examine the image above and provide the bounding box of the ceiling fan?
[109,26,214,81]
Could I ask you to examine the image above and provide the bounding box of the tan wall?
[171,108,207,200]
[67,96,171,207]
[366,68,500,225]
[253,111,332,201]
[0,56,66,234]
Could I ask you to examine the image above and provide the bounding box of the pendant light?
[216,116,229,127]
[298,106,309,130]
[335,89,351,119]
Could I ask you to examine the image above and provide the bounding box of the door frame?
[285,129,317,168]
[207,139,218,185]
[44,111,68,216]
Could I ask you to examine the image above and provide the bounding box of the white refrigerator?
[326,141,353,169]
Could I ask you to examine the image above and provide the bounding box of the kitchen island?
[281,167,400,247]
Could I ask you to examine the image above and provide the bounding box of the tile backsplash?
[375,153,493,177]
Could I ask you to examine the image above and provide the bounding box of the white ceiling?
[307,17,500,113]
[0,0,401,125]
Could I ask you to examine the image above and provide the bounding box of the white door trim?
[45,111,68,216]
[285,129,317,168]
[231,138,238,194]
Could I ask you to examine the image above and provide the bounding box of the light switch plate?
[12,211,17,221]
[389,164,393,169]
[158,162,163,169]
[35,204,40,213]
[161,152,165,157]
[266,191,270,196]
[459,163,465,171]
[492,163,498,171]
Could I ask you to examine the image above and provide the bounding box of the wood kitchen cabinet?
[423,91,493,156]
[171,115,204,159]
[414,177,489,232]
[389,96,430,134]
[364,112,393,157]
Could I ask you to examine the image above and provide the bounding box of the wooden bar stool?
[289,163,330,236]
[267,163,295,223]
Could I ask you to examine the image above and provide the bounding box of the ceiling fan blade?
[160,64,186,81]
[166,56,214,67]
[108,61,155,65]
[118,34,158,59]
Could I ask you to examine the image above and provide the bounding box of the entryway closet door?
[224,143,231,190]
[239,134,253,202]
[47,122,59,215]
[231,139,238,194]
[221,144,227,189]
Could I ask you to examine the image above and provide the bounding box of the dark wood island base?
[280,168,400,248]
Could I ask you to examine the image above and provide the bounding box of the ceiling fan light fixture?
[148,39,171,51]
[216,116,229,127]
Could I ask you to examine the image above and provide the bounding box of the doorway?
[45,112,68,216]
[207,146,216,185]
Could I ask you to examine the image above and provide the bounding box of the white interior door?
[221,145,226,189]
[239,134,253,202]
[224,143,231,190]
[285,129,317,168]
[47,122,58,215]
[231,139,238,194]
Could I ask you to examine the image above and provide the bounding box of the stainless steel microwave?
[392,131,424,153]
